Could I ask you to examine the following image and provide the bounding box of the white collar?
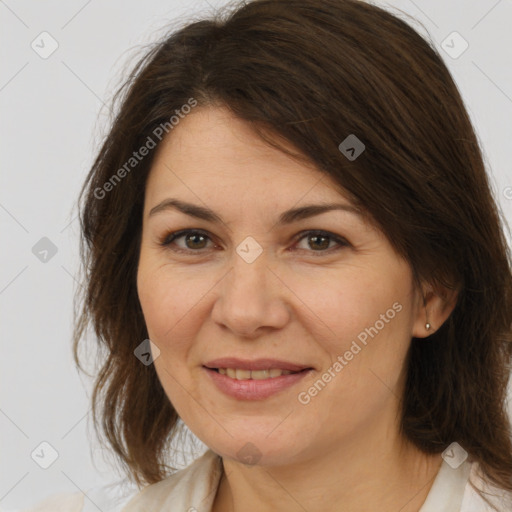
[419,458,471,512]
[122,449,495,512]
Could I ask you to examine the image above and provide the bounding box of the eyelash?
[158,229,350,256]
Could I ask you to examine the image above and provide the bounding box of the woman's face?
[137,105,427,466]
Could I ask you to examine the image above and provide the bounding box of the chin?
[204,434,307,468]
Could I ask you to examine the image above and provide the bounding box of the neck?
[212,420,442,512]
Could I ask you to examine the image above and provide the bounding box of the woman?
[26,0,512,510]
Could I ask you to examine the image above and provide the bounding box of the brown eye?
[160,229,214,253]
[182,232,209,250]
[160,229,349,256]
[303,234,331,250]
[293,230,349,255]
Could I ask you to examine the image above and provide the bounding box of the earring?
[423,295,432,333]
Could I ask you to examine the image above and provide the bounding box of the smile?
[203,366,312,400]
[215,368,296,379]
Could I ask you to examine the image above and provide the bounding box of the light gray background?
[1,0,511,509]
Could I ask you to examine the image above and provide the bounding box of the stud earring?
[423,295,432,333]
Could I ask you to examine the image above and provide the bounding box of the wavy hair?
[73,0,512,507]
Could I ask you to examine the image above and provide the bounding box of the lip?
[203,357,312,372]
[203,358,314,400]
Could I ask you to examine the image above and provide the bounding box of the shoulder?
[18,478,139,512]
[17,492,83,512]
[16,451,221,512]
[122,449,223,512]
[460,461,512,512]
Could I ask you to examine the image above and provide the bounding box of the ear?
[412,281,459,338]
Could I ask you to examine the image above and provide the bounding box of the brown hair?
[73,0,512,506]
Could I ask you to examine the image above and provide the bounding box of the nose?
[210,248,291,339]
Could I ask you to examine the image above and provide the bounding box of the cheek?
[288,267,414,409]
[288,262,412,351]
[138,257,191,337]
[137,261,219,365]
[137,265,205,412]
[137,271,173,342]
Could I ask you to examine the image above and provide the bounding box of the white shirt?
[13,449,512,512]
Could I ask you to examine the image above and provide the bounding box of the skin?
[136,105,458,512]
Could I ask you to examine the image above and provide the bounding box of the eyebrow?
[148,198,362,227]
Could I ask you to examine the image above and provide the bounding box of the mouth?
[207,367,310,380]
[202,358,314,400]
[203,357,313,373]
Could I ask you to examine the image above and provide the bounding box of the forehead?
[145,106,350,205]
